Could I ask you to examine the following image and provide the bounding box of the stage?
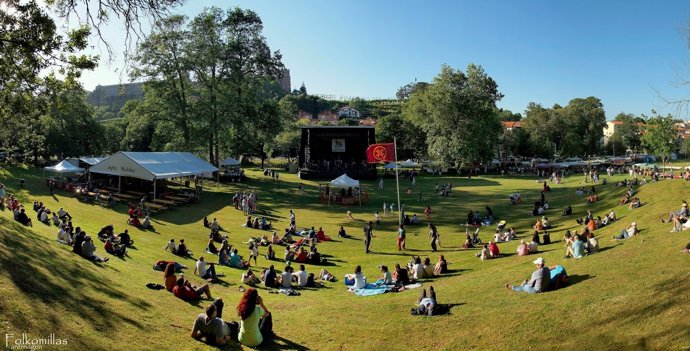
[298,126,377,180]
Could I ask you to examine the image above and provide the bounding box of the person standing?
[397,224,406,251]
[364,221,374,254]
[429,223,439,252]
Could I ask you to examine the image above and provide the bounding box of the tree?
[560,97,606,157]
[396,81,429,100]
[641,114,678,166]
[375,114,425,160]
[613,112,642,153]
[299,83,307,95]
[402,64,503,165]
[521,102,566,157]
[604,133,626,156]
[497,108,522,121]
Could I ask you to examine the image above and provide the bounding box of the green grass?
[1,166,689,351]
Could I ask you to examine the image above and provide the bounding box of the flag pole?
[394,137,401,226]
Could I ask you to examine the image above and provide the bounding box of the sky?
[74,0,690,119]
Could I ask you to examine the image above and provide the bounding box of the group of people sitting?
[232,191,257,215]
[96,224,133,257]
[52,210,112,263]
[466,207,494,226]
[664,201,690,232]
[506,257,569,293]
[258,264,328,289]
[127,204,151,229]
[462,228,482,248]
[244,216,272,230]
[575,209,616,231]
[563,229,599,258]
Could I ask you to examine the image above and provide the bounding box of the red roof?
[502,121,522,128]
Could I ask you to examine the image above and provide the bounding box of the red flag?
[366,143,395,163]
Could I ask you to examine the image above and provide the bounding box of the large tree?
[613,112,642,153]
[402,64,503,165]
[641,113,678,165]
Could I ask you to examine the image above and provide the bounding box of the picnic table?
[126,191,146,197]
[165,195,188,202]
[113,193,139,201]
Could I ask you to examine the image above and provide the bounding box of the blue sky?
[77,0,690,119]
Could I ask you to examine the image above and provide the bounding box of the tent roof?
[89,152,218,181]
[330,173,360,187]
[44,160,85,173]
[220,157,241,166]
[80,157,107,166]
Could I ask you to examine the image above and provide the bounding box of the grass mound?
[1,166,689,350]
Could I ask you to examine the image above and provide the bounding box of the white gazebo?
[88,151,218,198]
[328,173,362,206]
[43,160,85,179]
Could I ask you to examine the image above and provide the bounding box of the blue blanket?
[353,282,423,296]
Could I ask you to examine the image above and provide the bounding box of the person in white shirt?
[378,265,392,284]
[57,225,71,245]
[281,266,294,289]
[40,210,49,224]
[194,256,217,280]
[293,265,308,287]
[164,239,177,253]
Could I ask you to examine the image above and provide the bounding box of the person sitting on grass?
[177,239,191,256]
[203,216,210,228]
[586,233,599,253]
[205,239,218,255]
[393,263,411,287]
[190,300,233,346]
[229,249,249,268]
[56,224,72,245]
[422,257,435,277]
[411,286,438,316]
[265,245,276,260]
[173,276,212,300]
[117,229,133,247]
[506,257,550,293]
[237,288,273,348]
[242,269,261,286]
[613,222,639,240]
[408,256,426,280]
[378,265,393,285]
[463,233,474,249]
[476,244,490,260]
[350,265,367,290]
[542,217,551,229]
[261,265,278,288]
[293,264,309,288]
[164,239,177,253]
[280,265,294,289]
[338,226,348,238]
[210,218,221,232]
[517,239,530,256]
[141,215,151,230]
[104,238,126,257]
[489,241,500,258]
[563,205,572,216]
[164,263,177,292]
[51,212,61,226]
[565,234,584,259]
[81,236,109,262]
[195,256,217,281]
[434,255,448,275]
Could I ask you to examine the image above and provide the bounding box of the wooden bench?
[152,198,178,206]
[165,195,188,202]
[113,193,139,201]
[144,202,167,212]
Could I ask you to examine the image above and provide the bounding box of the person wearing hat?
[663,202,688,223]
[506,257,550,293]
[613,222,639,240]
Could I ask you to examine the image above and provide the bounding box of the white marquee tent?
[44,160,85,173]
[89,152,218,197]
[328,173,361,205]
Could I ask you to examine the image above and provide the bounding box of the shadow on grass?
[0,217,152,351]
[259,335,311,351]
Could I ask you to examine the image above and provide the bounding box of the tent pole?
[118,176,121,194]
[153,178,157,199]
[394,137,401,226]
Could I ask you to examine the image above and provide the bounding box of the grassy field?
[0,166,689,351]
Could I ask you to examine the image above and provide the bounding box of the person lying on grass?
[682,243,690,253]
[613,222,639,240]
[506,257,550,293]
[173,275,212,300]
[411,286,439,316]
[237,288,274,348]
[190,299,234,346]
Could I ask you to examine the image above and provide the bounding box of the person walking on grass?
[364,221,374,254]
[397,224,406,251]
[429,223,439,252]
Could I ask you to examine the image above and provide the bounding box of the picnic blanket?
[353,282,423,296]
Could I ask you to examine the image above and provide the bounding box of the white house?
[338,106,361,119]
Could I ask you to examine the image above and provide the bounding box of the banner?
[366,143,395,163]
[332,139,346,152]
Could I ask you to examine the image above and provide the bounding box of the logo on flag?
[366,143,395,163]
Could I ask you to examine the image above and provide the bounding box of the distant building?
[603,121,622,143]
[338,106,361,119]
[278,69,291,92]
[359,117,377,126]
[501,121,522,131]
[317,109,339,123]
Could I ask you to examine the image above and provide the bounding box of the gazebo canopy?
[44,160,85,173]
[89,151,218,181]
[330,173,360,188]
[220,157,241,167]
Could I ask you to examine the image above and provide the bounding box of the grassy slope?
[1,166,689,351]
